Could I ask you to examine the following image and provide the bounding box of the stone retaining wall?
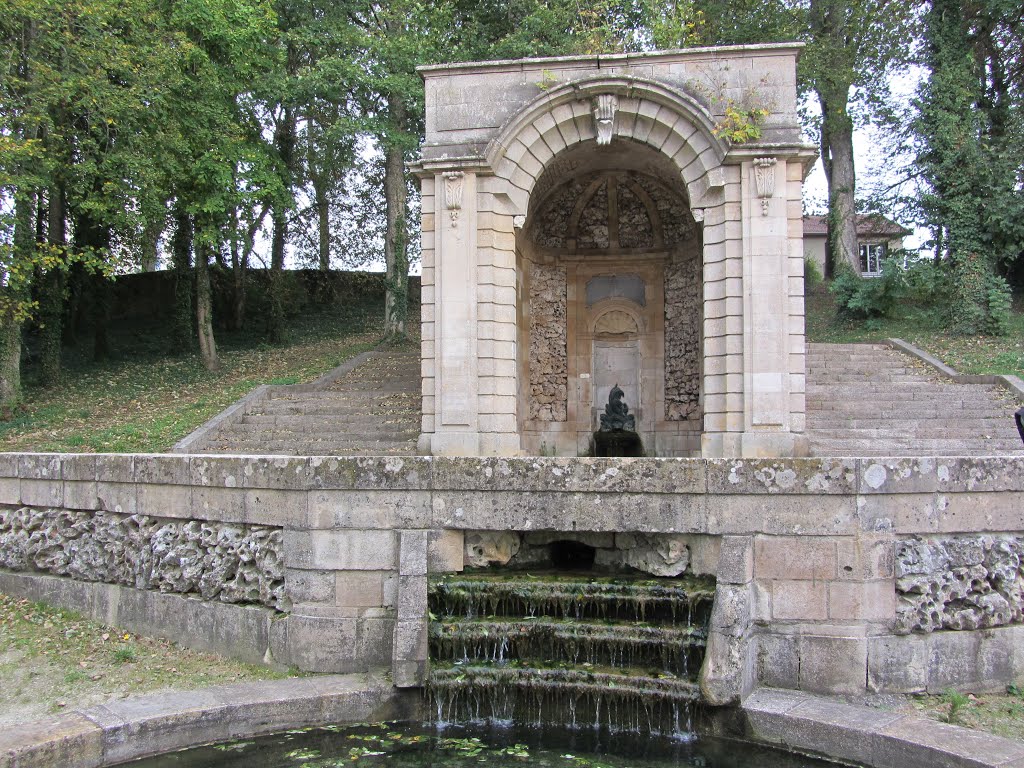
[0,453,1022,699]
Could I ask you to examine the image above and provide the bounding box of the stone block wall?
[1,453,1023,700]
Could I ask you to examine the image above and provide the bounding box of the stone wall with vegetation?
[0,453,1022,699]
[528,263,568,422]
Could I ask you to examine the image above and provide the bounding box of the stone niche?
[415,46,816,458]
[518,144,704,457]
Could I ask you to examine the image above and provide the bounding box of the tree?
[798,0,918,278]
[914,0,1024,332]
[154,0,280,368]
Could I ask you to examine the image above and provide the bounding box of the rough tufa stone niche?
[414,45,817,458]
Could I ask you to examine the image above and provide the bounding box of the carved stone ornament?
[513,214,526,230]
[593,94,618,146]
[443,171,464,227]
[691,208,705,223]
[753,157,776,216]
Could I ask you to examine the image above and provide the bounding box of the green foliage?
[804,257,823,290]
[942,688,970,725]
[915,0,1024,312]
[112,643,138,663]
[983,275,1012,337]
[711,103,770,143]
[829,260,902,320]
[829,255,964,330]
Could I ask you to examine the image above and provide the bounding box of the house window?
[859,242,886,276]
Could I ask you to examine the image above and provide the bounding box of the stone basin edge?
[739,687,1024,768]
[4,680,1022,768]
[0,672,422,768]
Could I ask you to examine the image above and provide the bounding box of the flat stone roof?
[417,42,806,77]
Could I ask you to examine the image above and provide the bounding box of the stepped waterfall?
[427,571,715,739]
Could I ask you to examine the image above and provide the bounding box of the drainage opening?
[550,540,597,570]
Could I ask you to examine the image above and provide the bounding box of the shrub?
[830,259,906,319]
[804,256,823,290]
[984,274,1012,336]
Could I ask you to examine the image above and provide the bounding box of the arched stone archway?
[415,47,816,458]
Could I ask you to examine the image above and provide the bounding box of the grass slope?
[0,593,290,726]
[0,301,387,454]
[807,285,1024,380]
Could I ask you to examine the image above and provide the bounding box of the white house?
[804,214,911,276]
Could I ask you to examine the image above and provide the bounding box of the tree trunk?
[39,181,67,387]
[229,204,246,332]
[170,207,194,354]
[314,176,331,272]
[0,313,22,413]
[816,86,858,277]
[91,272,111,361]
[62,262,85,348]
[195,238,219,371]
[268,105,296,344]
[0,192,34,410]
[383,99,409,340]
[141,217,162,272]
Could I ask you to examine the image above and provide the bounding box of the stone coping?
[0,673,422,768]
[888,338,1024,401]
[7,680,1022,768]
[416,42,806,75]
[742,688,1024,768]
[3,453,1023,495]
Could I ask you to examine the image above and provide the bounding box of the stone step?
[237,414,418,430]
[806,439,1024,456]
[806,417,1016,430]
[197,438,418,456]
[219,421,418,437]
[803,426,1021,440]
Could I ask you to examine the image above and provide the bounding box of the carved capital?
[443,171,465,227]
[753,157,777,216]
[593,94,618,146]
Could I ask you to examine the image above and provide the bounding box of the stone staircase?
[183,340,1023,459]
[187,346,421,456]
[805,343,1024,457]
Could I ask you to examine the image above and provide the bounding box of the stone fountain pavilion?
[414,44,817,459]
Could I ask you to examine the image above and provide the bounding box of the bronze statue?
[599,384,636,432]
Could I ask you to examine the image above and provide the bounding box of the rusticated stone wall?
[895,535,1024,634]
[665,247,701,420]
[528,263,568,421]
[0,506,286,610]
[1,453,1024,699]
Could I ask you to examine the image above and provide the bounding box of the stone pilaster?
[737,157,803,457]
[430,170,482,456]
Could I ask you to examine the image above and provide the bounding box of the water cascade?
[427,572,715,738]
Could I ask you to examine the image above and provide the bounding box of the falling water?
[427,572,715,740]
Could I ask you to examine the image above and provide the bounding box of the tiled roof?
[803,214,912,238]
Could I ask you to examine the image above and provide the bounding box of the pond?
[121,722,844,768]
